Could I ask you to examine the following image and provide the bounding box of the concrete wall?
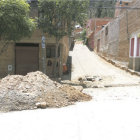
[129,58,140,71]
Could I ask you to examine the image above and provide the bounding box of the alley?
[0,43,140,140]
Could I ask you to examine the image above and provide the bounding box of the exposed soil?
[0,71,91,112]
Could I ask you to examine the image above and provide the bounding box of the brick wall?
[118,0,140,62]
[94,0,140,63]
[94,18,120,59]
[86,18,111,50]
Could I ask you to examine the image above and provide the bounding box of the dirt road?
[0,86,140,140]
[70,42,140,85]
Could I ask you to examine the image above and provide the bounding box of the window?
[46,47,55,58]
[46,44,61,58]
[125,3,128,6]
[137,38,140,57]
[47,60,52,66]
[130,38,134,57]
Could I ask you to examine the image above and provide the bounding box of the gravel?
[0,71,91,112]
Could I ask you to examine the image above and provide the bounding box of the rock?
[97,85,104,88]
[36,102,47,109]
[93,86,98,88]
[72,86,83,92]
[0,71,91,112]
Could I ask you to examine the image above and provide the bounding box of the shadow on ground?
[62,56,72,80]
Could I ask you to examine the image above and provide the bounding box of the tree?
[100,1,115,18]
[0,0,36,54]
[39,0,88,37]
[89,1,115,18]
[38,0,89,77]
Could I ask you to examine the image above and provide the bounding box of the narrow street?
[0,43,140,140]
[70,42,140,85]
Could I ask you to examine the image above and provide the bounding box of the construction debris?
[0,71,91,112]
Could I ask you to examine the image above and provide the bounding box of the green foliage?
[90,1,115,18]
[81,29,87,44]
[38,0,89,40]
[0,0,36,41]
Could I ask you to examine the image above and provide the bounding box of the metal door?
[15,44,39,75]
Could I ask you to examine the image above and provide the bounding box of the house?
[119,0,140,71]
[94,18,120,59]
[115,0,140,71]
[115,0,133,18]
[0,0,70,78]
[86,18,111,50]
[94,0,140,72]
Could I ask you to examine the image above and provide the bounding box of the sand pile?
[0,71,91,112]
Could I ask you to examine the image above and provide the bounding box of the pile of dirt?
[0,71,91,112]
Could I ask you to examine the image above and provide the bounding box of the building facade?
[86,18,111,50]
[0,0,70,78]
[94,0,140,72]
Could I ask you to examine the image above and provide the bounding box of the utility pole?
[59,44,63,78]
[41,35,47,74]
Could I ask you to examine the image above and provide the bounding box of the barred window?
[46,46,55,58]
[46,44,60,58]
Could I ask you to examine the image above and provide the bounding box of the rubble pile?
[0,71,91,112]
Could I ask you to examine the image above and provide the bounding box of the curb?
[98,54,140,77]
